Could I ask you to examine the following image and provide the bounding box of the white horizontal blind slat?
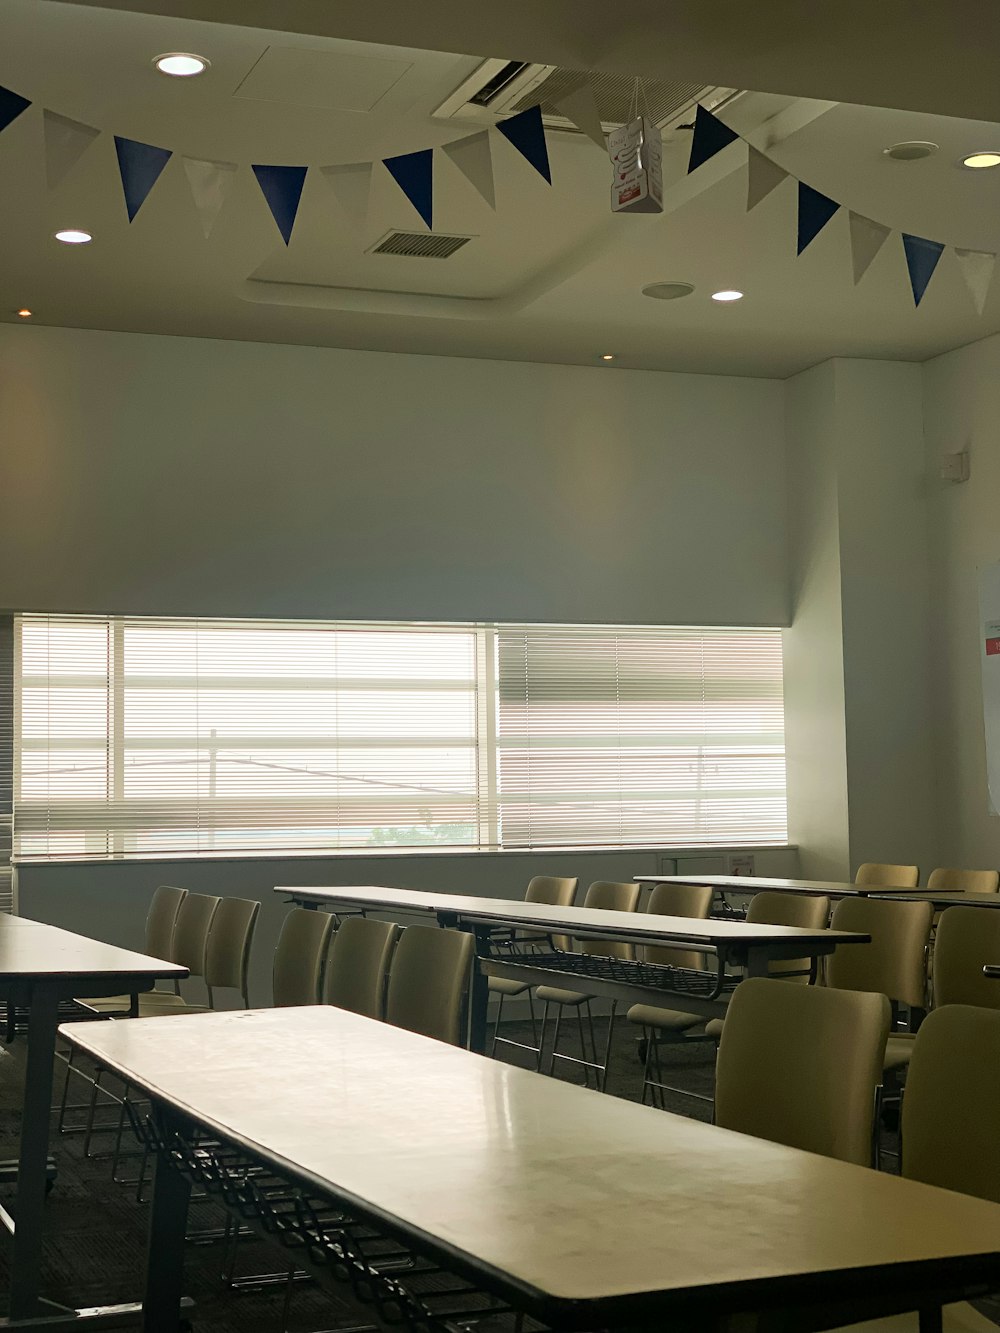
[496,625,787,850]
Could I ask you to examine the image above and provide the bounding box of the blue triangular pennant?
[114,136,172,222]
[902,233,945,307]
[252,164,308,245]
[0,85,30,135]
[497,105,551,184]
[383,148,434,228]
[797,181,840,254]
[687,103,739,174]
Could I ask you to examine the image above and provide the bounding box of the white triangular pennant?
[848,211,891,284]
[553,82,606,150]
[320,162,373,229]
[955,248,997,315]
[181,157,237,237]
[746,145,787,210]
[442,130,495,209]
[42,109,100,190]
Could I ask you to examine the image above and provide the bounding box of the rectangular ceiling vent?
[367,231,473,259]
[433,59,741,136]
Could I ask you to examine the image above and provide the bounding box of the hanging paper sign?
[608,116,663,214]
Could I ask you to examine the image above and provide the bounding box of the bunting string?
[0,73,992,313]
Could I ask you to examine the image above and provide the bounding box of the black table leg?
[9,983,59,1319]
[143,1120,192,1333]
[467,925,492,1055]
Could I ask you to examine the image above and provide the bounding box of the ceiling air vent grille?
[368,231,472,259]
[509,69,712,130]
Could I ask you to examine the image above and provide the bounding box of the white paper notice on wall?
[979,561,1000,814]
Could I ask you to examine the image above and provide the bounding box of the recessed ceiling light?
[962,151,1000,170]
[54,228,92,245]
[601,353,616,362]
[154,52,210,77]
[711,289,743,303]
[15,308,31,318]
[883,141,938,161]
[642,282,695,301]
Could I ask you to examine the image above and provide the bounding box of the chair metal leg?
[546,1004,563,1077]
[490,992,506,1057]
[537,999,552,1072]
[598,1003,618,1094]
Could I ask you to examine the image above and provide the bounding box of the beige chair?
[623,883,714,1106]
[932,906,1000,1009]
[699,891,833,1051]
[854,862,920,889]
[273,908,335,1007]
[715,977,890,1166]
[140,896,260,1013]
[73,884,189,1017]
[828,1006,1000,1332]
[385,925,474,1046]
[535,880,641,1091]
[323,916,400,1020]
[927,866,1000,894]
[490,875,579,1061]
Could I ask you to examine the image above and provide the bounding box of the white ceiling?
[2,0,1000,376]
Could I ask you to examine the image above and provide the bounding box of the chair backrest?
[204,897,260,1007]
[273,908,335,1007]
[145,885,188,960]
[170,893,222,977]
[715,977,890,1166]
[746,891,831,982]
[827,897,933,1009]
[854,862,919,889]
[385,925,474,1046]
[932,906,1000,1010]
[323,916,401,1020]
[524,875,578,907]
[902,1005,1000,1203]
[579,880,642,959]
[927,866,1000,894]
[640,882,713,968]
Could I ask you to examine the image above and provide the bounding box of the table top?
[636,874,929,898]
[275,885,866,954]
[0,915,186,990]
[61,1006,1000,1323]
[872,890,1000,909]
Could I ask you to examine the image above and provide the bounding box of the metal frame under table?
[62,1006,1000,1333]
[277,885,869,1048]
[634,873,953,901]
[0,915,186,1328]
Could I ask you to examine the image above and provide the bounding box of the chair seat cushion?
[883,1033,916,1071]
[489,976,529,997]
[535,986,588,1006]
[75,994,131,1015]
[705,1017,725,1040]
[626,1004,702,1032]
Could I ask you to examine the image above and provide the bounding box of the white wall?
[0,324,789,627]
[782,359,935,879]
[782,362,850,879]
[923,333,1000,868]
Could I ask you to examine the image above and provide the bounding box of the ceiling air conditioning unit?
[433,60,742,138]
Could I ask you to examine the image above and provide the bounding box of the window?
[14,615,786,860]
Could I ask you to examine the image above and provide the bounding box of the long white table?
[62,1007,1000,1333]
[635,873,932,900]
[277,885,869,1049]
[0,916,187,1326]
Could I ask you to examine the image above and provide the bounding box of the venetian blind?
[496,626,787,848]
[15,616,487,860]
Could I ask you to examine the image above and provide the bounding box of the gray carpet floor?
[0,1018,993,1331]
